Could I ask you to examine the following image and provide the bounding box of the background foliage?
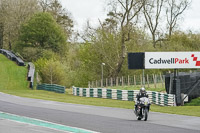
[0,0,200,87]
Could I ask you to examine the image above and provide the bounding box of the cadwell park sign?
[128,52,200,69]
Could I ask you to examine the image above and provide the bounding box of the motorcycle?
[134,97,151,121]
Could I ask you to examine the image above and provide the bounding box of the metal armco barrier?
[27,62,35,89]
[37,84,65,93]
[0,49,25,66]
[73,87,176,106]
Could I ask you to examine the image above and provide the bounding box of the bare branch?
[143,0,164,47]
[118,0,126,10]
[166,0,191,37]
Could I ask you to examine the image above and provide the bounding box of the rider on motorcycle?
[135,87,149,112]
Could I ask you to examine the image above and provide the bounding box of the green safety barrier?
[76,88,79,96]
[83,88,86,97]
[106,89,112,99]
[117,90,122,100]
[72,87,175,106]
[37,84,65,93]
[164,94,169,106]
[152,92,156,104]
[98,89,102,98]
[128,90,134,101]
[90,88,94,97]
[158,93,161,105]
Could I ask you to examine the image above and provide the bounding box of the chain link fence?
[89,74,165,89]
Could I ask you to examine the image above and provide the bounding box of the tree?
[19,12,66,52]
[35,58,66,85]
[0,22,3,49]
[143,0,191,47]
[166,0,191,37]
[39,0,73,39]
[143,0,164,48]
[80,30,121,78]
[39,0,51,12]
[0,0,39,50]
[78,19,149,86]
[162,31,200,51]
[49,0,73,37]
[107,0,145,77]
[0,0,6,49]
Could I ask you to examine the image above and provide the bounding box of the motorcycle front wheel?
[144,108,148,121]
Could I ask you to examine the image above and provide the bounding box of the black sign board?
[128,53,144,69]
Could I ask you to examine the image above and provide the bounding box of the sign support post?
[173,69,181,106]
[142,69,145,87]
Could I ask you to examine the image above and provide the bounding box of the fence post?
[134,75,136,86]
[116,77,118,86]
[147,74,149,88]
[128,75,130,86]
[99,80,101,87]
[114,78,115,86]
[111,77,113,87]
[153,74,157,88]
[163,75,165,87]
[106,78,108,87]
[153,74,154,88]
[36,72,39,84]
[122,76,124,86]
[160,73,164,88]
[142,69,145,87]
[88,81,91,88]
[92,81,94,88]
[155,74,157,88]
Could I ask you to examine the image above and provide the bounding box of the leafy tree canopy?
[19,12,66,52]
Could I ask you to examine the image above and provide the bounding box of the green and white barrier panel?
[72,87,175,106]
[37,84,65,93]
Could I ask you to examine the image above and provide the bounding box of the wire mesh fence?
[89,73,165,89]
[165,72,200,101]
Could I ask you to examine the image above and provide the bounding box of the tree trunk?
[8,33,12,50]
[169,26,173,38]
[9,41,12,50]
[113,32,126,77]
[0,23,3,49]
[8,32,12,50]
[152,34,156,48]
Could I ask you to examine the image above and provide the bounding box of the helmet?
[140,87,146,94]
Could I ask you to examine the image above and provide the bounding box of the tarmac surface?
[0,119,69,133]
[0,92,200,133]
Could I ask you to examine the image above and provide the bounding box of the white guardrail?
[72,87,176,106]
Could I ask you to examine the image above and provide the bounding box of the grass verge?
[1,88,200,117]
[0,54,199,117]
[185,97,200,106]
